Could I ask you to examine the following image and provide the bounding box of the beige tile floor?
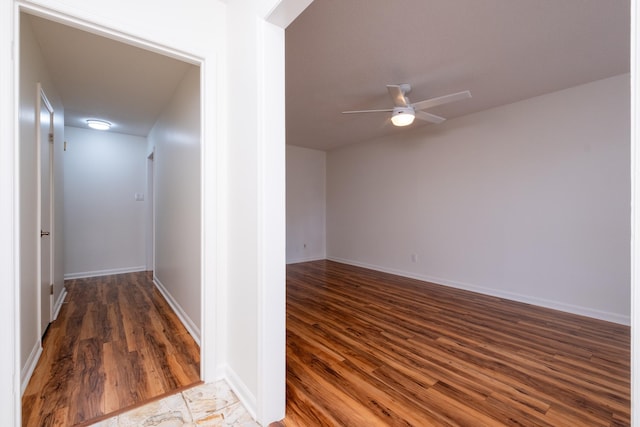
[89,380,260,427]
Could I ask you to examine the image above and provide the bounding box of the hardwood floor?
[22,272,201,427]
[284,260,630,426]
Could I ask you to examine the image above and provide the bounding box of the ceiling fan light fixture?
[87,119,111,131]
[391,107,415,127]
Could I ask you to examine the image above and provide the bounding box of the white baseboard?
[23,289,68,395]
[52,287,67,321]
[221,364,257,421]
[286,255,326,265]
[64,265,147,280]
[327,257,631,326]
[153,276,201,345]
[21,341,42,396]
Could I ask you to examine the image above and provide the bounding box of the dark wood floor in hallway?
[22,272,201,427]
[283,260,630,426]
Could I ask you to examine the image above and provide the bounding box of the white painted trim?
[63,265,146,280]
[222,364,257,421]
[35,83,43,342]
[264,0,313,28]
[20,341,41,396]
[18,4,202,66]
[153,276,201,346]
[252,2,312,424]
[51,286,66,321]
[286,255,326,265]
[631,0,639,424]
[256,15,287,426]
[21,286,65,397]
[145,150,155,272]
[256,14,267,426]
[7,4,19,425]
[36,83,55,334]
[328,257,631,326]
[201,55,219,385]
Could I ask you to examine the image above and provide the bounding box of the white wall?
[63,126,146,278]
[328,74,630,324]
[631,4,640,423]
[1,0,300,424]
[225,1,291,423]
[148,65,201,341]
[225,0,261,410]
[286,145,326,263]
[18,14,65,390]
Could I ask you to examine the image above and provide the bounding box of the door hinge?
[49,133,54,144]
[50,284,54,295]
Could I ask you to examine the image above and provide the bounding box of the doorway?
[20,9,204,423]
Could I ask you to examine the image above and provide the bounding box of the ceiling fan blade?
[412,90,471,111]
[342,108,394,114]
[386,84,410,107]
[415,110,446,124]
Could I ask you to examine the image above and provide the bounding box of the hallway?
[22,272,201,426]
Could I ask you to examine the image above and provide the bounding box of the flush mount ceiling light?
[86,119,111,131]
[390,107,415,127]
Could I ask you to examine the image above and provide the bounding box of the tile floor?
[89,380,260,427]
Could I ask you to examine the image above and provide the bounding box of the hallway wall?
[147,66,201,341]
[63,126,147,278]
[19,14,65,391]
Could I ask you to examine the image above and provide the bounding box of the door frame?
[17,0,211,380]
[36,83,54,340]
[146,150,155,272]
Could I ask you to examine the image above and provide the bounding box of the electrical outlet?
[411,254,418,263]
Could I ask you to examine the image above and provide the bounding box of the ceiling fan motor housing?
[398,83,411,95]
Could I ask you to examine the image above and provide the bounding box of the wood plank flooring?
[22,272,201,427]
[283,260,630,426]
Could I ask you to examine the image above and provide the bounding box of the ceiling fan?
[342,84,472,127]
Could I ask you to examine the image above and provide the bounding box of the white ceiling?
[286,0,630,151]
[26,14,193,137]
[25,1,629,146]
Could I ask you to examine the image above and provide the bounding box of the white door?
[38,85,54,338]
